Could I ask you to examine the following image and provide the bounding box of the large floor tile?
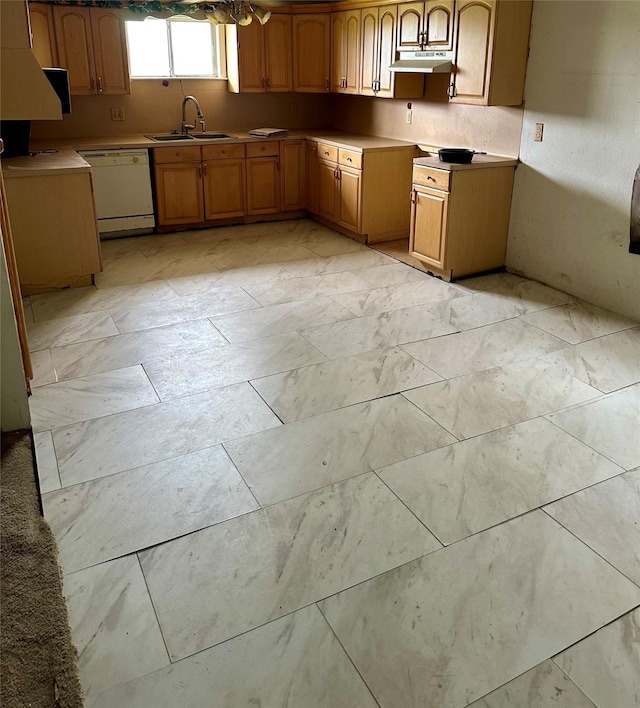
[33,430,61,493]
[466,660,596,708]
[53,383,280,486]
[50,319,225,380]
[455,272,573,312]
[210,296,356,343]
[29,365,159,432]
[319,511,640,708]
[301,292,544,359]
[144,331,326,400]
[333,277,465,317]
[405,358,600,439]
[207,241,317,270]
[225,395,456,505]
[89,606,377,708]
[45,445,258,574]
[109,287,259,333]
[403,319,569,378]
[544,469,640,586]
[139,473,441,660]
[554,609,640,708]
[245,271,374,306]
[252,347,442,422]
[64,556,169,703]
[352,262,431,288]
[546,384,640,469]
[27,311,119,352]
[30,281,178,321]
[541,327,640,392]
[94,252,219,288]
[30,349,57,387]
[378,418,623,544]
[521,300,638,344]
[305,236,368,257]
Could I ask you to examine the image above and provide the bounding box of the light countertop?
[28,131,419,154]
[2,149,91,178]
[414,153,519,171]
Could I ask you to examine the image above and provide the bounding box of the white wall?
[507,0,640,319]
[1,235,30,432]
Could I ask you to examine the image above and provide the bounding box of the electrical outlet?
[111,107,125,121]
[534,122,544,142]
[290,102,297,113]
[406,109,413,125]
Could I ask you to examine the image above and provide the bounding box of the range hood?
[0,48,63,121]
[389,51,453,74]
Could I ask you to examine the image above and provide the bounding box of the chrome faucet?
[181,95,205,135]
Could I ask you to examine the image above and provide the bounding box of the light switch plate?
[534,122,544,141]
[111,107,125,121]
[406,109,413,125]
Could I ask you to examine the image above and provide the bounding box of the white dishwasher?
[80,149,155,238]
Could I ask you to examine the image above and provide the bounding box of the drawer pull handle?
[347,157,352,162]
[324,151,329,156]
[427,176,436,182]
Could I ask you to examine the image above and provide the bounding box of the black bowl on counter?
[438,148,486,164]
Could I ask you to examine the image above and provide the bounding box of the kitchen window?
[126,17,221,79]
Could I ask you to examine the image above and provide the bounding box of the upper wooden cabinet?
[293,14,331,92]
[29,3,58,67]
[397,1,454,52]
[47,5,129,95]
[449,0,532,106]
[227,13,293,93]
[360,5,424,99]
[331,10,361,94]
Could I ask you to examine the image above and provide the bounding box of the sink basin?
[147,134,193,141]
[147,132,236,142]
[191,132,236,140]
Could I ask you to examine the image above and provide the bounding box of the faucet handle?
[199,120,207,133]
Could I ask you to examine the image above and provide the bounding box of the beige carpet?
[1,431,83,708]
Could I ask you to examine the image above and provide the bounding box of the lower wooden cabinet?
[409,160,516,280]
[309,140,416,243]
[4,169,101,294]
[204,159,246,220]
[155,161,204,226]
[153,140,306,229]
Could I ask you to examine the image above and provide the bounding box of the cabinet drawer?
[316,143,338,162]
[202,143,245,160]
[413,165,451,191]
[246,141,280,158]
[338,148,362,170]
[154,146,202,164]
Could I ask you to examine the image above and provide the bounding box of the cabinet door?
[317,159,339,221]
[203,159,246,220]
[52,6,95,94]
[155,163,204,226]
[237,21,266,92]
[397,2,425,52]
[450,0,493,104]
[293,14,330,93]
[409,187,448,268]
[424,0,454,50]
[360,7,378,96]
[331,12,346,92]
[338,167,362,232]
[343,10,361,94]
[90,8,130,95]
[305,141,319,213]
[264,14,292,91]
[281,140,305,211]
[377,6,398,98]
[246,157,280,215]
[29,3,58,67]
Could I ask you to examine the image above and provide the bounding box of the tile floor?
[25,219,640,707]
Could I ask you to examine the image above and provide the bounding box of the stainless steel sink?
[147,132,236,142]
[191,132,236,140]
[147,134,193,141]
